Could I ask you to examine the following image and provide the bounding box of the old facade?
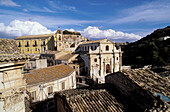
[15,27,87,54]
[0,39,30,112]
[75,39,122,83]
[15,34,53,54]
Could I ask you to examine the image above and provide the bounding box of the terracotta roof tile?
[56,54,75,61]
[25,64,74,85]
[122,69,170,98]
[0,39,30,63]
[56,89,124,112]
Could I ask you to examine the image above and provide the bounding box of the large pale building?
[15,28,87,54]
[0,39,30,112]
[25,64,76,103]
[75,39,122,83]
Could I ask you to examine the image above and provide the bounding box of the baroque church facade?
[76,39,122,83]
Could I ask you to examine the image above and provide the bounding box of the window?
[73,66,75,69]
[26,41,29,47]
[106,64,110,73]
[27,48,29,52]
[47,86,53,96]
[106,45,109,51]
[31,91,36,101]
[95,46,97,50]
[35,48,37,51]
[59,43,61,46]
[18,41,21,47]
[59,35,61,40]
[43,40,46,45]
[62,82,65,90]
[43,47,46,52]
[117,57,119,60]
[94,58,97,62]
[91,46,94,50]
[34,40,37,46]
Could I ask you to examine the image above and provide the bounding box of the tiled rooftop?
[122,69,170,98]
[41,50,60,54]
[80,39,114,45]
[56,53,76,61]
[0,39,20,54]
[15,34,54,40]
[0,39,30,63]
[24,64,74,85]
[56,89,124,112]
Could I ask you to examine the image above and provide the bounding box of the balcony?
[33,44,37,47]
[25,45,29,47]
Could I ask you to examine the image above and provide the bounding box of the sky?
[0,0,170,42]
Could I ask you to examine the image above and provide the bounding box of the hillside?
[122,26,170,68]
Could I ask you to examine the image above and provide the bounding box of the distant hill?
[122,26,170,68]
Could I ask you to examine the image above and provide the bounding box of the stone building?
[15,34,54,54]
[0,39,30,112]
[24,58,47,73]
[41,51,80,75]
[24,64,76,103]
[15,27,87,54]
[75,39,122,83]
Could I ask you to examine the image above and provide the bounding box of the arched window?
[117,57,119,60]
[106,45,109,51]
[59,35,61,41]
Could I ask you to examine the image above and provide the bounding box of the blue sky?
[0,0,170,42]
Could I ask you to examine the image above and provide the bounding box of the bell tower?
[54,27,63,51]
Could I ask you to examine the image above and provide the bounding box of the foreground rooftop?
[55,89,124,112]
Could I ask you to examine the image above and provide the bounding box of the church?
[75,39,122,83]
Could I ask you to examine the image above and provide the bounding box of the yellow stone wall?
[16,38,51,54]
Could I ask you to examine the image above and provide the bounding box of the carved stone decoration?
[4,91,25,110]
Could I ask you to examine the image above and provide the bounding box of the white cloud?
[0,20,53,38]
[65,28,75,32]
[0,20,141,42]
[81,26,142,42]
[0,0,20,7]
